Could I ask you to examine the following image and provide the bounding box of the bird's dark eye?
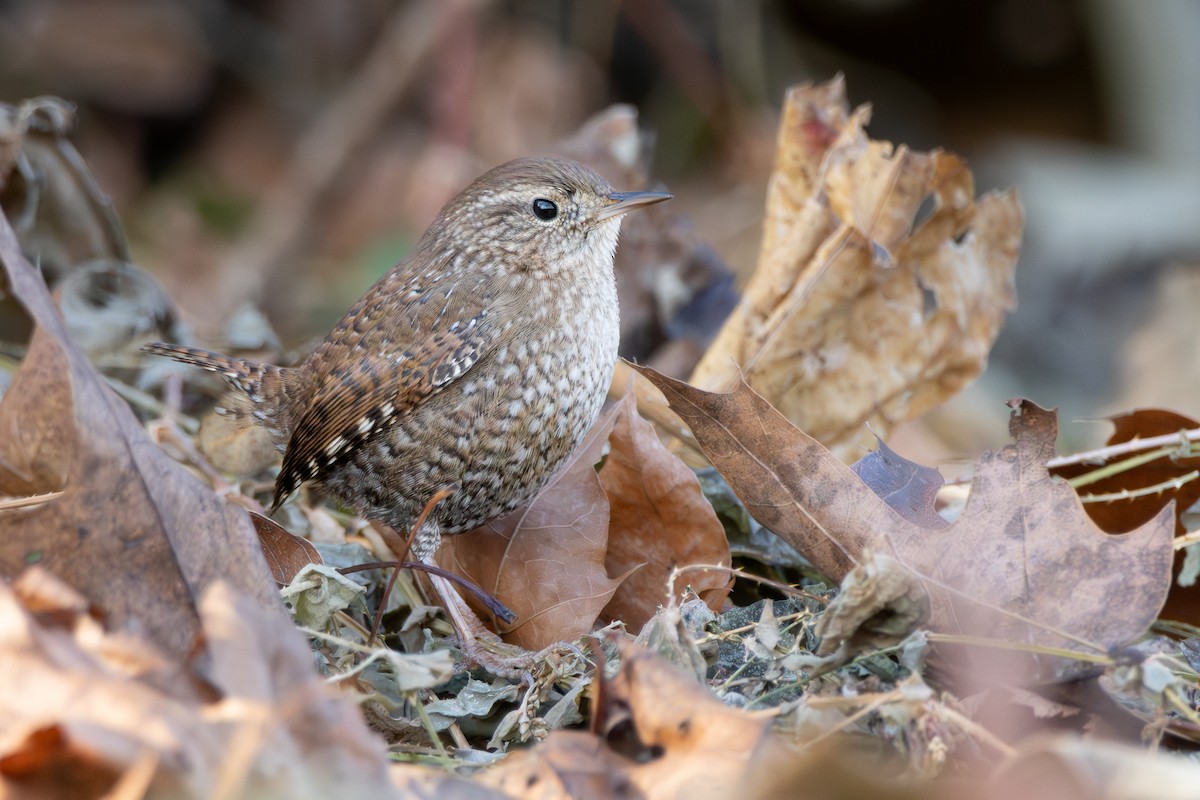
[531,198,558,221]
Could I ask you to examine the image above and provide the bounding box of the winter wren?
[146,157,670,559]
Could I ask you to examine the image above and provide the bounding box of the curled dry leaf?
[691,76,1022,457]
[814,551,931,661]
[598,391,732,632]
[635,365,1174,681]
[436,401,630,651]
[0,210,273,661]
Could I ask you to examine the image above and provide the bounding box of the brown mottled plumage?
[145,157,669,559]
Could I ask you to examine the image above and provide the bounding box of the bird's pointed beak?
[597,190,673,221]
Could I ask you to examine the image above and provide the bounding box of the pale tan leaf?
[692,76,1022,458]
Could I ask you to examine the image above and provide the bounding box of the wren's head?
[421,157,671,280]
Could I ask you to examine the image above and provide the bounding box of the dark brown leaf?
[1051,408,1200,535]
[0,209,273,661]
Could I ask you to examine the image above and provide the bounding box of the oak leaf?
[1050,409,1200,536]
[1050,408,1200,625]
[635,365,1174,680]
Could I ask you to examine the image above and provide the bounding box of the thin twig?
[925,633,1113,664]
[1081,470,1199,503]
[1173,531,1200,551]
[342,559,516,623]
[0,490,64,511]
[1046,427,1200,469]
[937,704,1017,758]
[677,563,830,605]
[368,488,454,647]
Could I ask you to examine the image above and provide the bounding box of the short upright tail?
[142,342,298,437]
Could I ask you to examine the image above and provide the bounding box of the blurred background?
[2,0,1198,460]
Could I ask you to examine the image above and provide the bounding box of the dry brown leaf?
[635,366,1174,680]
[480,638,788,800]
[436,402,630,651]
[598,391,731,632]
[691,76,1022,457]
[252,512,322,585]
[0,210,274,662]
[0,568,393,799]
[814,551,931,661]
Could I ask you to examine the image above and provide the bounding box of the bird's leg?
[368,487,453,645]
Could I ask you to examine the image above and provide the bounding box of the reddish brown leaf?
[598,391,731,632]
[436,402,631,651]
[1051,409,1200,535]
[1050,409,1200,625]
[0,210,273,661]
[0,724,122,792]
[252,512,323,585]
[633,365,1174,677]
